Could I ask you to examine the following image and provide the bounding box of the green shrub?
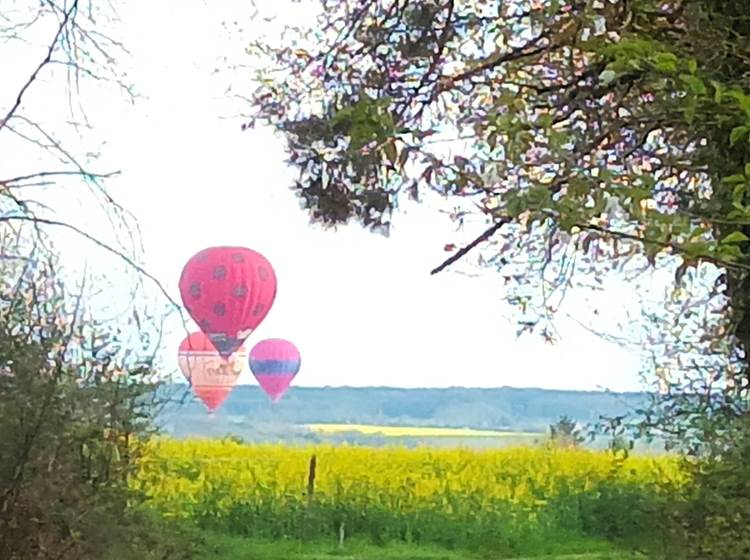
[0,260,171,559]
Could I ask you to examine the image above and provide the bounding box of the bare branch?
[430,218,510,275]
[0,214,182,313]
[0,170,119,187]
[0,0,78,132]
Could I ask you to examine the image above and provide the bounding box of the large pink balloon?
[249,338,301,403]
[179,246,277,358]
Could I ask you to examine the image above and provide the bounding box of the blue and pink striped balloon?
[248,338,301,403]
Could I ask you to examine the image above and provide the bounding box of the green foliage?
[329,94,396,152]
[658,417,750,559]
[0,259,167,560]
[91,508,208,560]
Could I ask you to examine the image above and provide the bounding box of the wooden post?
[306,454,316,506]
[299,454,317,547]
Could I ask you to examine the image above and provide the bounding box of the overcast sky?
[0,0,654,392]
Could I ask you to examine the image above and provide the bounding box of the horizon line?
[161,382,647,395]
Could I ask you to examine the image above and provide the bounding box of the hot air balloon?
[249,338,301,403]
[178,331,246,413]
[179,246,277,358]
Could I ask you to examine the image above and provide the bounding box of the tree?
[549,414,583,448]
[239,1,750,555]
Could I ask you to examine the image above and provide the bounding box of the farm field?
[134,438,683,558]
[304,423,542,437]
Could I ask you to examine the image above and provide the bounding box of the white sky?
[0,0,654,392]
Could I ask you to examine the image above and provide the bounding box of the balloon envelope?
[179,246,277,358]
[178,332,246,413]
[249,338,301,403]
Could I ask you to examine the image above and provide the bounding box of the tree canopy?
[243,0,749,381]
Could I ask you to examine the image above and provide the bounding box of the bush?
[0,259,170,559]
[663,417,750,559]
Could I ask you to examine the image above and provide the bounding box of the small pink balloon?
[249,338,301,403]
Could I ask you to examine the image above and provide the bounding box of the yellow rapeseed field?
[304,423,541,437]
[133,438,685,531]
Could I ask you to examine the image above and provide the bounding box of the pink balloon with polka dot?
[179,246,277,359]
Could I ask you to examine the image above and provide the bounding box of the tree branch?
[0,170,119,187]
[399,0,455,120]
[0,214,183,313]
[430,218,510,275]
[581,223,750,273]
[0,0,78,132]
[446,33,550,85]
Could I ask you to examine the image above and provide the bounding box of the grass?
[199,532,648,560]
[121,511,654,560]
[304,423,543,438]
